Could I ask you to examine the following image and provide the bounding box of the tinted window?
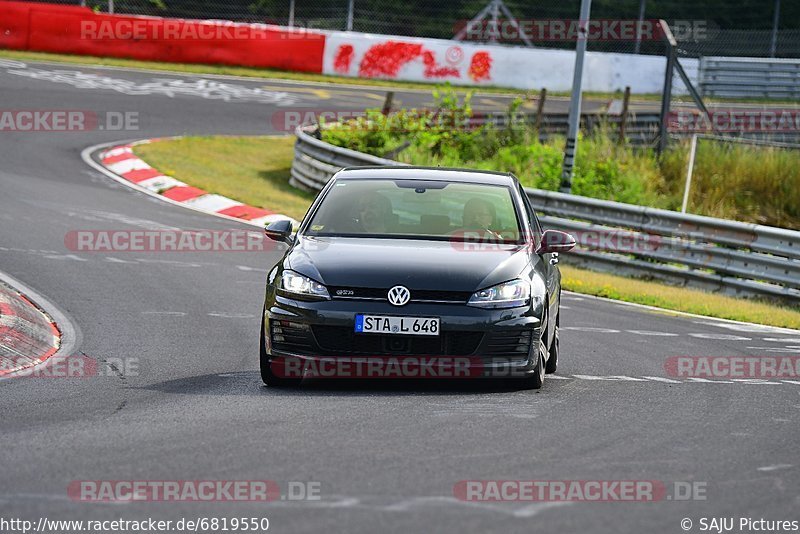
[305,179,522,241]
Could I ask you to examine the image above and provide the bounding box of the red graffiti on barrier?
[468,51,492,82]
[355,41,467,79]
[422,50,460,78]
[333,44,354,74]
[335,40,493,82]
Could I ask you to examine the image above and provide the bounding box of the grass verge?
[560,266,800,329]
[132,134,800,329]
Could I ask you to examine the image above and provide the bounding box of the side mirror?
[264,219,294,244]
[537,230,576,254]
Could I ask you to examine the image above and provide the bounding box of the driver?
[463,198,496,230]
[354,191,393,233]
[462,198,502,239]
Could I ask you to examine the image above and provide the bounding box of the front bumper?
[263,293,543,377]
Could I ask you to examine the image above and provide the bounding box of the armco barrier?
[0,1,325,73]
[290,126,407,191]
[699,56,800,100]
[291,124,800,301]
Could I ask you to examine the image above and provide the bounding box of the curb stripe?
[218,205,274,219]
[102,152,137,165]
[138,176,187,192]
[107,158,150,175]
[101,146,132,159]
[123,168,163,183]
[0,283,62,377]
[182,194,243,213]
[96,140,299,229]
[161,186,207,202]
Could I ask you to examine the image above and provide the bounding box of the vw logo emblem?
[387,285,411,306]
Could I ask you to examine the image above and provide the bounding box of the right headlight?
[468,279,530,309]
[278,270,330,300]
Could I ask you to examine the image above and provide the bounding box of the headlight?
[279,270,330,300]
[468,279,530,309]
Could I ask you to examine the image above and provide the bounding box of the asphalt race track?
[1,59,798,534]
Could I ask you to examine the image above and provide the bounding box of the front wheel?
[545,314,559,374]
[517,338,546,390]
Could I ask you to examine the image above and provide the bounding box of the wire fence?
[17,0,800,58]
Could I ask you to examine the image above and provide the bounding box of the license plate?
[355,314,439,336]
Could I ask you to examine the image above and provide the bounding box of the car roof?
[333,166,517,186]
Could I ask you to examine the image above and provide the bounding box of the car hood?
[286,236,531,292]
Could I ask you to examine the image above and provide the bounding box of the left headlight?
[278,270,330,300]
[468,279,530,309]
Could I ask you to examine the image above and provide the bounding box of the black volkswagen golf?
[260,167,575,388]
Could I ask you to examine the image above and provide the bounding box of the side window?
[517,184,542,248]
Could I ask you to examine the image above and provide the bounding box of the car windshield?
[304,178,523,241]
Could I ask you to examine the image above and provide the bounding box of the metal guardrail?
[528,191,800,300]
[699,56,800,100]
[291,125,800,301]
[291,125,407,191]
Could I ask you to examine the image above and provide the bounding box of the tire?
[518,338,546,390]
[260,315,302,387]
[545,313,559,374]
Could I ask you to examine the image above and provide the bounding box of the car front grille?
[329,287,471,304]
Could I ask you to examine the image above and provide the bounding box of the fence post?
[770,0,781,58]
[657,47,675,155]
[382,92,394,115]
[634,0,646,54]
[560,0,592,193]
[534,88,546,140]
[346,0,354,31]
[618,86,630,144]
[681,134,698,213]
